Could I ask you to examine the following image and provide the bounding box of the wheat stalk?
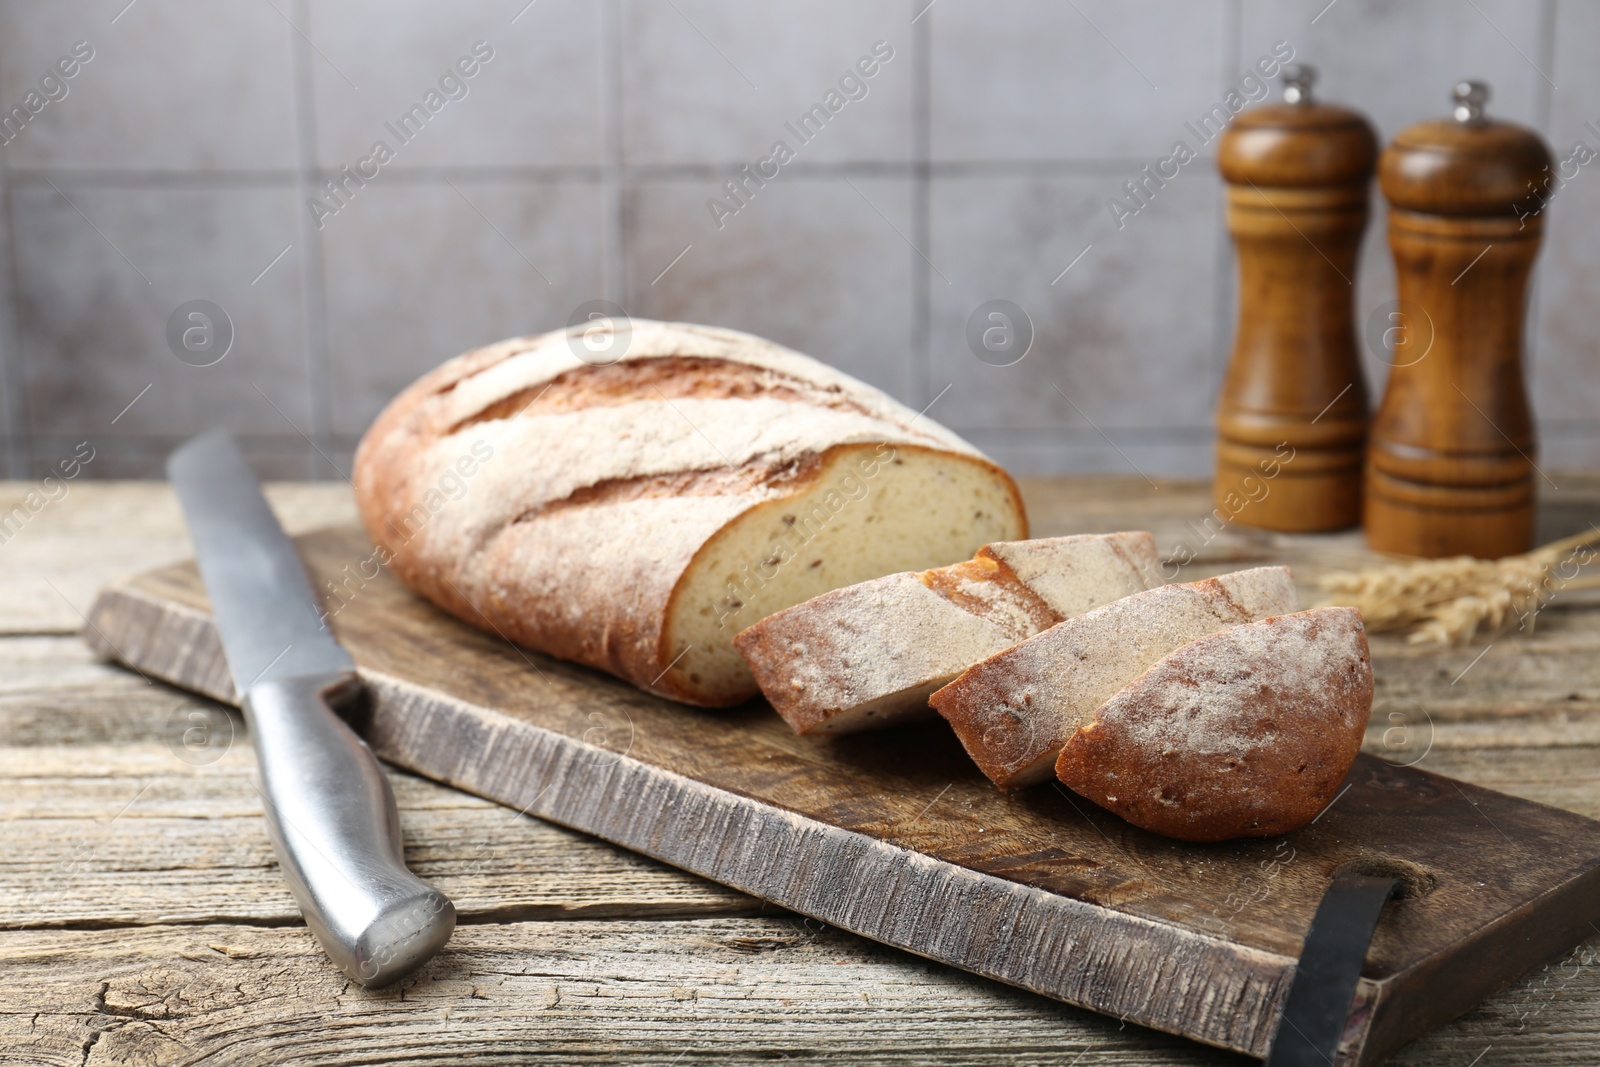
[1318,528,1600,645]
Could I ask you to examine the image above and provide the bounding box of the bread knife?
[168,430,455,986]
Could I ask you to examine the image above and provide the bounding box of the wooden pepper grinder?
[1366,81,1553,558]
[1214,65,1378,531]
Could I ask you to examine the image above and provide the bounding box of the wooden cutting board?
[86,526,1600,1066]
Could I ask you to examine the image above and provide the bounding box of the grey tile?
[1543,426,1600,473]
[26,432,314,481]
[10,183,313,469]
[926,171,1223,450]
[326,436,361,485]
[959,428,1214,477]
[0,0,298,171]
[621,0,912,166]
[1550,0,1600,144]
[322,179,605,437]
[930,0,1232,162]
[1541,0,1600,436]
[1240,0,1548,143]
[308,0,602,170]
[621,175,914,401]
[1531,171,1600,426]
[0,164,21,478]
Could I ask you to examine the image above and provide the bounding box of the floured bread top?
[753,570,1026,704]
[1090,606,1365,762]
[1055,606,1373,841]
[931,566,1299,789]
[918,555,1060,642]
[735,532,1160,733]
[356,319,1026,706]
[361,321,990,565]
[432,321,977,454]
[981,533,1157,618]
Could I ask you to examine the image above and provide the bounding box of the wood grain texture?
[8,636,1598,938]
[83,524,1600,1065]
[1366,110,1554,558]
[1214,95,1378,532]
[0,482,356,635]
[6,919,1600,1067]
[0,638,754,930]
[9,477,1600,1066]
[1,921,1252,1067]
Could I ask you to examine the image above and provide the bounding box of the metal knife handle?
[243,671,456,987]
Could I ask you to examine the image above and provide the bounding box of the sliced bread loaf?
[929,566,1298,789]
[1054,607,1373,841]
[734,533,1158,735]
[353,321,1027,706]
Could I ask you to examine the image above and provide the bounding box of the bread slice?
[733,533,1158,736]
[929,566,1298,789]
[354,321,1026,706]
[1054,607,1372,842]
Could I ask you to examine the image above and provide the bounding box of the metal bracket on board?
[1265,872,1402,1066]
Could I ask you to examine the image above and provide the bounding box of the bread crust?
[1054,607,1373,842]
[929,567,1298,789]
[734,533,1157,736]
[353,321,1025,706]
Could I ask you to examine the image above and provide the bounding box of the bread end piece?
[1054,606,1373,843]
[931,565,1299,791]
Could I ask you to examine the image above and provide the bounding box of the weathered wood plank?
[0,642,753,929]
[3,919,1253,1067]
[0,750,756,929]
[9,477,1600,1065]
[83,530,1600,1065]
[8,635,1600,932]
[1378,747,1600,823]
[4,919,1599,1067]
[0,482,356,635]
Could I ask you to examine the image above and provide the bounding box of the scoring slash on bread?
[733,532,1159,736]
[929,566,1300,791]
[353,320,1027,706]
[1054,607,1373,842]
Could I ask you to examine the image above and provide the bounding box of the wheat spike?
[1318,529,1600,645]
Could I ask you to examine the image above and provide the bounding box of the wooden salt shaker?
[1214,65,1378,531]
[1366,82,1552,558]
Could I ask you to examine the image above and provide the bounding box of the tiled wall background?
[1,0,1596,480]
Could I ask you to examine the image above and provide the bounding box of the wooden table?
[5,477,1600,1066]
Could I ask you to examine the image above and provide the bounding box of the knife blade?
[169,429,455,987]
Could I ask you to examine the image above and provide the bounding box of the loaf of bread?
[929,566,1298,789]
[733,533,1158,736]
[1054,607,1372,841]
[353,320,1027,706]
